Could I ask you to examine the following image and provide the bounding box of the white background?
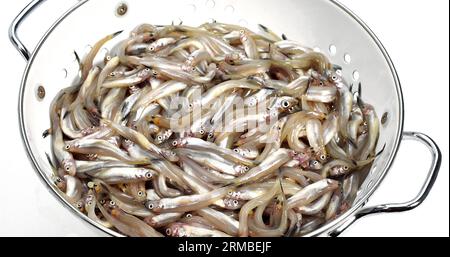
[0,0,448,237]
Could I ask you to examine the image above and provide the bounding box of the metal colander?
[10,0,442,237]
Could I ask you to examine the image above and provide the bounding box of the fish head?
[223,198,243,210]
[62,159,77,176]
[166,223,187,237]
[309,160,323,171]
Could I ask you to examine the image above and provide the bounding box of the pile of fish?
[48,22,380,237]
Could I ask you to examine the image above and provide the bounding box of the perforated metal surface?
[19,0,404,236]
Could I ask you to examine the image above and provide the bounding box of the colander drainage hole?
[224,5,235,13]
[353,70,360,81]
[367,180,375,189]
[187,4,197,13]
[344,53,352,64]
[329,44,337,56]
[205,0,215,8]
[239,19,248,26]
[62,69,68,79]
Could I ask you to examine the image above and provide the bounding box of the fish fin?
[120,101,130,115]
[258,24,269,32]
[356,83,365,109]
[63,110,71,120]
[348,137,358,149]
[113,30,124,38]
[74,50,82,74]
[121,114,130,122]
[333,64,343,72]
[358,82,362,97]
[375,144,387,158]
[42,128,52,138]
[45,152,57,170]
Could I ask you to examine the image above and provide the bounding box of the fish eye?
[65,145,71,150]
[234,149,240,153]
[65,167,70,171]
[244,166,250,172]
[319,81,324,86]
[282,100,290,108]
[147,202,155,209]
[332,75,338,81]
[138,191,145,197]
[186,214,193,219]
[145,68,151,72]
[100,200,106,205]
[320,155,327,160]
[109,201,116,206]
[344,166,349,171]
[228,191,234,196]
[199,130,205,135]
[157,136,163,141]
[314,161,319,165]
[145,172,153,179]
[149,46,155,51]
[87,201,93,206]
[166,228,172,236]
[233,200,239,206]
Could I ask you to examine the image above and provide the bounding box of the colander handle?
[9,0,47,61]
[330,132,442,237]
